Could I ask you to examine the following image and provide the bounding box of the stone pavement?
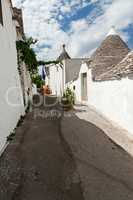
[1,97,133,200]
[12,105,84,200]
[75,104,133,156]
[61,106,133,200]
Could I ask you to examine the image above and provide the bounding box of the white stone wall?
[21,62,32,107]
[66,60,133,135]
[68,63,89,103]
[88,70,133,134]
[0,0,24,151]
[49,64,64,96]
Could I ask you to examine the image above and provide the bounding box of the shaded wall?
[67,63,89,104]
[0,0,24,151]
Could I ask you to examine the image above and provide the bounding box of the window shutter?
[0,0,3,25]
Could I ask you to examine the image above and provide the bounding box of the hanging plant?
[31,74,45,88]
[16,37,38,74]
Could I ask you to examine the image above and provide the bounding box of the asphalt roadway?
[2,95,133,200]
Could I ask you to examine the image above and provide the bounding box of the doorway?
[81,73,88,101]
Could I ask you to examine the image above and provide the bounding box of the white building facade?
[47,28,133,134]
[88,70,133,134]
[72,28,133,134]
[0,0,25,152]
[47,45,88,97]
[13,7,33,108]
[47,62,64,97]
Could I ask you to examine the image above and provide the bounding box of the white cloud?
[60,5,71,14]
[67,0,133,57]
[12,0,133,60]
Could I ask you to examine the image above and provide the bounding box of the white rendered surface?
[0,0,24,151]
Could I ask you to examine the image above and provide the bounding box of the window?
[0,0,3,25]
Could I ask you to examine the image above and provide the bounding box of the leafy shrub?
[16,37,38,74]
[31,74,44,88]
[63,87,75,106]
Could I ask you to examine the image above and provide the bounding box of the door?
[81,73,88,101]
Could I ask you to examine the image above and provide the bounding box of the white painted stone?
[70,61,133,135]
[68,62,90,103]
[47,63,64,96]
[0,0,24,152]
[88,69,133,134]
[47,59,85,97]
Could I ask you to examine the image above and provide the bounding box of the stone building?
[0,0,33,153]
[47,45,87,96]
[88,50,133,134]
[13,6,32,108]
[0,0,26,152]
[73,27,133,134]
[91,27,130,81]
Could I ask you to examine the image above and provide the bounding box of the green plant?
[63,87,75,106]
[16,37,38,74]
[31,74,45,88]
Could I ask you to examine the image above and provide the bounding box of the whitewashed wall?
[0,0,24,151]
[88,70,133,134]
[68,62,89,103]
[22,62,32,107]
[49,64,64,96]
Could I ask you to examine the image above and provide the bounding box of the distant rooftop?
[97,51,133,81]
[107,26,118,36]
[57,44,71,61]
[90,27,130,81]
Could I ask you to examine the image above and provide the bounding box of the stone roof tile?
[98,51,133,81]
[90,30,130,81]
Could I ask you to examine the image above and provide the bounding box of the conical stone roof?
[98,51,133,81]
[90,27,130,81]
[57,44,71,61]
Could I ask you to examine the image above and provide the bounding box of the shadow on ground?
[61,112,133,199]
[0,97,84,200]
[1,96,133,200]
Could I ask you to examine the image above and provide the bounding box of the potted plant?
[61,87,75,111]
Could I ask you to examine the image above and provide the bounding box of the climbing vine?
[16,37,38,74]
[16,37,63,89]
[31,74,45,88]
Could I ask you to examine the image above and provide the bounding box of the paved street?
[12,97,84,200]
[62,109,133,200]
[1,96,133,200]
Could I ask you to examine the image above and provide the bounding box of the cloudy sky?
[12,0,133,61]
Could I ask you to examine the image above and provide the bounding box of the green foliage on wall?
[31,74,45,88]
[16,37,38,74]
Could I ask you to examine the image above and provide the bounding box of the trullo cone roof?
[98,51,133,81]
[90,27,130,81]
[57,44,71,61]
